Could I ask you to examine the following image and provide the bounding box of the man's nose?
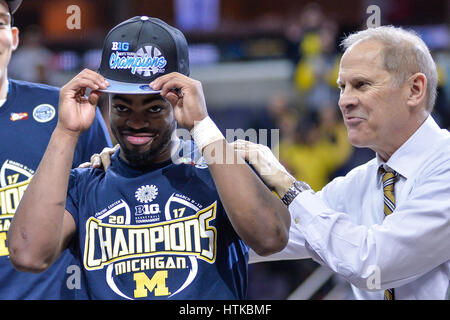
[126,114,149,130]
[338,89,359,111]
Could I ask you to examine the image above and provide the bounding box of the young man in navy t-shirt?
[8,16,290,299]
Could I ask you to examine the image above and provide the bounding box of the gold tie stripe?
[380,167,399,300]
[382,169,398,216]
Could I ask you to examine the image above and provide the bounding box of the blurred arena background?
[10,0,450,300]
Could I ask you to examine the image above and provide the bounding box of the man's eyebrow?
[337,75,372,86]
[0,12,11,21]
[112,95,166,105]
[112,96,132,105]
[336,78,346,87]
[142,95,166,105]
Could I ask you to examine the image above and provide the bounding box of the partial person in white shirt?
[234,25,450,300]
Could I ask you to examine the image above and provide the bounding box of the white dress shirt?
[250,116,450,299]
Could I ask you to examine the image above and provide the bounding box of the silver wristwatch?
[281,180,311,206]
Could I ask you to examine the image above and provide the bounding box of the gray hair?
[341,26,438,111]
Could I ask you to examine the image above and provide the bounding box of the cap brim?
[98,78,161,95]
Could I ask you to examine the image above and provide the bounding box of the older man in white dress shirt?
[236,25,450,300]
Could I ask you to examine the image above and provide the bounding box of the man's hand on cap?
[150,72,208,130]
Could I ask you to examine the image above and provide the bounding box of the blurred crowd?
[8,2,450,300]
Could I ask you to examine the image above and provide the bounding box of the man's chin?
[122,149,158,167]
[119,141,156,165]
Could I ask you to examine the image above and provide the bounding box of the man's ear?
[11,26,19,51]
[406,72,427,108]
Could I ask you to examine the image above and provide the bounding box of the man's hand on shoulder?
[78,144,119,170]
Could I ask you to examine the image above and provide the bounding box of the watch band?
[281,180,311,206]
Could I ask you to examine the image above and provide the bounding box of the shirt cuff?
[289,190,329,229]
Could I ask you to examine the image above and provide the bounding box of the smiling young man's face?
[109,93,176,167]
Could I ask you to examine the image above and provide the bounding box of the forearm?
[8,127,78,272]
[203,139,290,255]
[249,214,312,263]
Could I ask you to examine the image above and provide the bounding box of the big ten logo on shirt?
[83,187,218,299]
[134,185,160,224]
[0,160,34,256]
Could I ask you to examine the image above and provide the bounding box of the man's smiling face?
[337,40,412,159]
[109,93,176,167]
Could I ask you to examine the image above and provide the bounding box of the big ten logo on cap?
[112,42,130,51]
[109,44,167,78]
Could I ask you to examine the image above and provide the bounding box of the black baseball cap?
[5,0,22,14]
[98,16,190,94]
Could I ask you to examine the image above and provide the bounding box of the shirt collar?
[376,115,442,179]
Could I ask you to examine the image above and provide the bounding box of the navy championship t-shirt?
[66,140,249,300]
[0,79,112,299]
